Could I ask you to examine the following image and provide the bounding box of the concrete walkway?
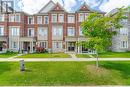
[0,58,130,62]
[68,53,77,58]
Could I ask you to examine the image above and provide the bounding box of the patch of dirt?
[85,65,111,77]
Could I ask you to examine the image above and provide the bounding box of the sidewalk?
[0,58,130,62]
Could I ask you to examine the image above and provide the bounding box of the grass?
[0,61,130,85]
[0,53,18,58]
[76,54,91,58]
[76,52,130,58]
[17,53,71,58]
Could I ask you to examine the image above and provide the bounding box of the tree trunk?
[96,53,99,68]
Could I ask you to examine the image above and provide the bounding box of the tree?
[80,7,128,68]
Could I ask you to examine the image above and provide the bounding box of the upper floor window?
[52,14,57,22]
[79,27,83,36]
[0,26,4,36]
[44,16,48,24]
[68,15,75,23]
[79,13,84,22]
[15,14,20,22]
[28,17,34,24]
[11,27,20,36]
[38,27,47,36]
[58,14,64,22]
[85,13,88,19]
[53,27,63,36]
[120,41,128,48]
[37,16,42,24]
[120,28,128,36]
[67,27,75,36]
[0,14,4,21]
[28,28,34,37]
[9,14,20,22]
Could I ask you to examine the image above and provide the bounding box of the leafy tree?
[79,7,128,67]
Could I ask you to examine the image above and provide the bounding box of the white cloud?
[100,0,130,13]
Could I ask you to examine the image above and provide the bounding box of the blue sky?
[19,0,130,14]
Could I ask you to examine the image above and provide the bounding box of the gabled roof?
[76,2,105,14]
[38,0,55,14]
[49,2,66,12]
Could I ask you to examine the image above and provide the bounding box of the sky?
[18,0,130,14]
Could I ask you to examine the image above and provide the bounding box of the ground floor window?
[12,41,17,49]
[120,41,128,48]
[53,42,62,49]
[40,42,47,48]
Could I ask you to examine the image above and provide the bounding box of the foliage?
[80,7,128,53]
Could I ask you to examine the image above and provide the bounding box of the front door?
[68,42,75,52]
[0,42,3,51]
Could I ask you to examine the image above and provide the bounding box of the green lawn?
[0,61,130,85]
[0,53,18,58]
[77,52,130,58]
[17,53,71,58]
[76,54,91,58]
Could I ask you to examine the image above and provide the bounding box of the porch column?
[30,41,33,53]
[78,46,80,54]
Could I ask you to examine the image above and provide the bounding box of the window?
[79,13,84,22]
[0,26,4,36]
[52,14,57,22]
[58,14,64,22]
[79,27,83,36]
[11,27,20,36]
[28,28,34,37]
[85,13,88,19]
[44,16,48,24]
[68,27,75,36]
[68,15,75,23]
[28,17,34,24]
[37,16,42,24]
[40,42,47,48]
[53,26,63,36]
[38,27,47,36]
[15,14,20,22]
[12,42,17,48]
[120,28,128,36]
[0,14,4,21]
[53,42,62,49]
[9,14,20,22]
[120,41,128,48]
[9,14,14,22]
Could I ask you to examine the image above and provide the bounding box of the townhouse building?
[0,0,129,54]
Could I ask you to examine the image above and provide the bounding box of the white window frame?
[37,16,42,24]
[53,41,62,49]
[40,42,47,48]
[58,14,64,22]
[79,26,83,36]
[120,41,128,49]
[53,26,63,36]
[44,16,48,24]
[120,28,128,36]
[52,14,57,22]
[15,14,20,22]
[28,28,34,37]
[0,14,4,21]
[9,14,15,22]
[10,27,20,36]
[38,27,47,36]
[28,16,34,24]
[12,41,17,49]
[67,27,75,36]
[68,15,75,23]
[79,13,84,22]
[0,26,4,36]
